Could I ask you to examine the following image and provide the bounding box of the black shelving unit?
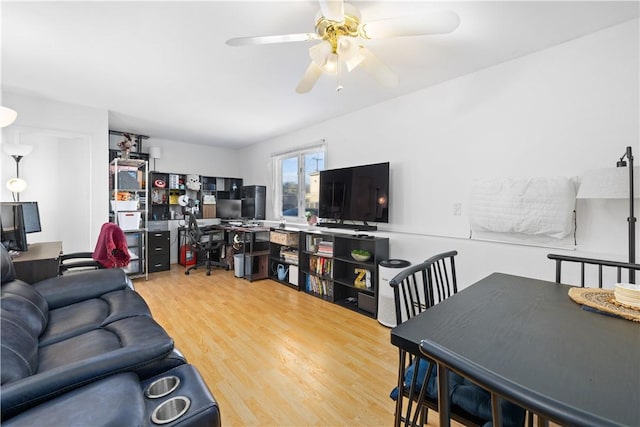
[299,230,389,318]
[148,172,243,223]
[268,229,300,289]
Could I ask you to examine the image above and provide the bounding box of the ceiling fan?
[226,0,460,93]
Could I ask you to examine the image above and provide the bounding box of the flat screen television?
[318,162,389,226]
[1,202,41,251]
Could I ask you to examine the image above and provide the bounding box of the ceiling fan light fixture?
[337,36,364,72]
[309,40,333,67]
[229,0,460,94]
[322,53,339,75]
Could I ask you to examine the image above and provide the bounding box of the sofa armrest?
[32,269,131,309]
[1,316,174,419]
[2,373,146,426]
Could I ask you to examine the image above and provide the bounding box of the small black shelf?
[300,230,389,318]
[269,228,301,289]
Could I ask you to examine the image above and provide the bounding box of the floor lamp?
[2,143,33,202]
[617,146,636,283]
[577,147,638,283]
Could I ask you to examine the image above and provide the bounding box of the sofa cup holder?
[145,375,181,399]
[151,396,191,425]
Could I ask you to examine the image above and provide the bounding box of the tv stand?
[316,222,378,232]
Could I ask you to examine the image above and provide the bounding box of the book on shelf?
[305,274,333,297]
[309,256,333,277]
[281,249,299,265]
[316,241,334,257]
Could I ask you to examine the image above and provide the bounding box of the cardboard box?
[270,230,298,246]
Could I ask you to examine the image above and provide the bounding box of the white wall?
[126,136,242,263]
[239,19,640,286]
[1,92,108,253]
[112,136,241,179]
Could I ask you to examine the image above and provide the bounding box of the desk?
[12,241,63,283]
[224,225,270,281]
[176,224,270,281]
[391,273,640,427]
[176,226,225,267]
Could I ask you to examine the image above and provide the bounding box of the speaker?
[241,185,266,220]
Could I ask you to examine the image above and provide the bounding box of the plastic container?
[234,254,244,278]
[118,212,141,230]
[378,259,411,327]
[110,200,138,211]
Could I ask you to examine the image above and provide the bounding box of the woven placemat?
[568,288,640,323]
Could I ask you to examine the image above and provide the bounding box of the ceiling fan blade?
[296,62,324,93]
[226,33,318,47]
[361,10,460,39]
[318,0,344,22]
[357,48,398,88]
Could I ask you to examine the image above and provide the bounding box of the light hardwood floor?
[134,265,406,427]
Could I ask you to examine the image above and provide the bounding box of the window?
[274,146,325,219]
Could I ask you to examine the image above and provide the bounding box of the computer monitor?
[0,203,29,251]
[216,199,242,219]
[20,201,42,233]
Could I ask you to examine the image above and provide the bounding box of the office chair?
[59,222,130,275]
[184,212,226,276]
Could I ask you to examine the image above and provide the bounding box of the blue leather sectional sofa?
[0,244,220,426]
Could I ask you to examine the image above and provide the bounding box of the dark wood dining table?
[390,272,640,427]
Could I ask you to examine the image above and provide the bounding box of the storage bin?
[357,292,376,315]
[289,265,299,287]
[118,212,141,230]
[270,230,298,246]
[110,200,138,211]
[234,254,244,278]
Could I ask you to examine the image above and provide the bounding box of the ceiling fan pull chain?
[336,57,343,92]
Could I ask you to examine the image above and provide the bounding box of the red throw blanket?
[92,223,130,268]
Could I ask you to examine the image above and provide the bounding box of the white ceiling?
[2,1,638,148]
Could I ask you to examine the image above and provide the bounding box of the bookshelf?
[268,229,300,289]
[300,230,389,318]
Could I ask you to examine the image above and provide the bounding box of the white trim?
[270,139,326,158]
